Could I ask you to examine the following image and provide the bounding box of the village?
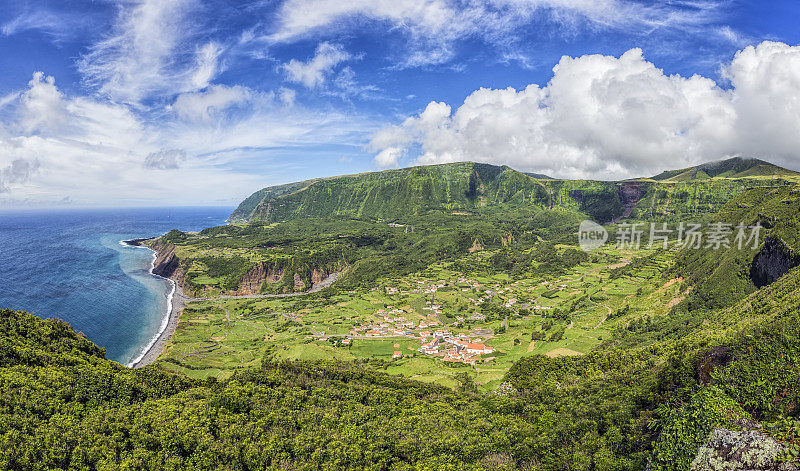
[325,276,511,365]
[346,304,497,365]
[160,242,676,392]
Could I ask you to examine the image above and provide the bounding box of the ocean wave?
[125,244,175,368]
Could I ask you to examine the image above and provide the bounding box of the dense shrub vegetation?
[4,161,800,469]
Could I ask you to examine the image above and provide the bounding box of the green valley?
[4,159,800,470]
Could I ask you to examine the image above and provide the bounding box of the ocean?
[0,206,233,366]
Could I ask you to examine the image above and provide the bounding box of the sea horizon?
[0,206,233,366]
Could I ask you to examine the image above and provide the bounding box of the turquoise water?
[0,207,232,366]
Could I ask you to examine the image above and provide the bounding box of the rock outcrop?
[611,181,645,223]
[236,264,266,295]
[696,346,732,384]
[232,263,287,295]
[750,238,800,288]
[150,242,180,279]
[293,273,305,291]
[691,429,797,471]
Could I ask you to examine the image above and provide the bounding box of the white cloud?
[0,72,375,205]
[269,0,730,66]
[172,85,251,122]
[1,9,79,40]
[278,87,297,106]
[282,42,352,88]
[374,147,405,167]
[190,42,225,90]
[269,0,474,66]
[271,0,459,41]
[330,67,381,99]
[78,0,212,104]
[0,159,40,193]
[370,41,800,178]
[17,72,69,135]
[144,149,187,170]
[722,41,800,160]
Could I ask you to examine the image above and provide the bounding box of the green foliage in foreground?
[3,251,800,470]
[1,309,539,470]
[4,183,800,470]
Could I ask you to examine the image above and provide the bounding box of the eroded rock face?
[310,267,334,285]
[236,264,266,295]
[293,273,305,291]
[234,263,286,295]
[611,182,646,223]
[750,238,800,288]
[151,243,180,279]
[691,429,797,471]
[617,182,645,210]
[696,346,732,384]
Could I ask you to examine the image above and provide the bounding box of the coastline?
[123,239,188,369]
[120,238,340,368]
[130,278,187,368]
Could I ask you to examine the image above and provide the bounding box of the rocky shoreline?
[130,279,187,368]
[122,237,343,368]
[124,238,187,369]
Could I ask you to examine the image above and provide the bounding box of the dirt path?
[188,272,340,302]
[594,304,612,329]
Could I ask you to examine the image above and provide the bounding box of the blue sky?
[0,0,799,206]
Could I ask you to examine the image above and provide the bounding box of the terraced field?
[158,243,687,391]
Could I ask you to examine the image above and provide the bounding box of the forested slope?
[231,160,798,226]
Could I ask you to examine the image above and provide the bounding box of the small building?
[392,351,403,359]
[466,343,494,355]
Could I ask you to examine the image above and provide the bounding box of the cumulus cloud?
[269,0,729,66]
[17,72,69,135]
[282,42,352,88]
[370,41,800,178]
[0,71,374,204]
[722,42,800,159]
[373,147,405,167]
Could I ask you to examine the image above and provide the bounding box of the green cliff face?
[232,162,553,223]
[651,156,799,182]
[231,159,799,225]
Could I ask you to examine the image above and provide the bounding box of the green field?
[5,161,800,470]
[158,243,688,390]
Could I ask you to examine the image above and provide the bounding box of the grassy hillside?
[5,161,800,470]
[651,157,799,182]
[232,162,549,223]
[229,180,318,223]
[232,160,799,226]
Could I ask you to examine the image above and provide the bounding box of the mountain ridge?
[230,158,800,224]
[650,156,798,181]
